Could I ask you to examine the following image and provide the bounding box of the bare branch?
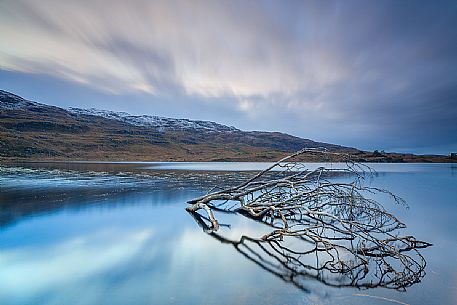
[186,149,431,290]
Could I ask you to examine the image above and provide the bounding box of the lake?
[0,162,456,305]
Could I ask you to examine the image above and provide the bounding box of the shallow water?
[0,162,456,305]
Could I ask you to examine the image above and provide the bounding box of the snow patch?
[0,90,39,110]
[68,107,239,132]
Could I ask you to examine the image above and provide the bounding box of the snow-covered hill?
[68,107,239,133]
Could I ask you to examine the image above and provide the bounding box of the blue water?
[0,162,456,305]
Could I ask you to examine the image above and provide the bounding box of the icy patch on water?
[0,166,162,190]
[0,165,252,192]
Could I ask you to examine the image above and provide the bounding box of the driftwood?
[186,149,431,290]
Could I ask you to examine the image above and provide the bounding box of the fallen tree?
[186,149,431,290]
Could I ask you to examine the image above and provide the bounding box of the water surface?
[0,162,456,305]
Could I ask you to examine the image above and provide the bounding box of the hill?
[0,90,454,162]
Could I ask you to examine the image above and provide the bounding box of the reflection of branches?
[186,149,432,291]
[190,211,429,291]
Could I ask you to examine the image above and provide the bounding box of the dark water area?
[0,162,456,305]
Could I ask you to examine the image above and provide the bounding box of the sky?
[0,0,456,154]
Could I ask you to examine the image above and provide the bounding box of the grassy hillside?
[1,90,455,162]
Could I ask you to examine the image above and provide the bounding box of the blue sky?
[1,0,456,154]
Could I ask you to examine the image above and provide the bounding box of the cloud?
[0,0,456,152]
[0,0,347,97]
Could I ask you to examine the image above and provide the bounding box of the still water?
[0,162,456,305]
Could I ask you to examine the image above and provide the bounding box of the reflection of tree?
[187,149,431,291]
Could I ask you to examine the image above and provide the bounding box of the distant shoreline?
[2,151,456,164]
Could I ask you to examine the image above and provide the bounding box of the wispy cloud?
[0,0,348,98]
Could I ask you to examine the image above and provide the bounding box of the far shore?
[2,151,457,164]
